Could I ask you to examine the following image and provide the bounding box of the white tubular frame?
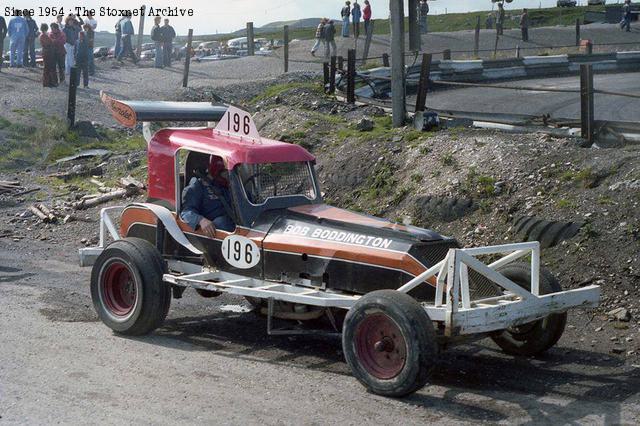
[80,209,600,337]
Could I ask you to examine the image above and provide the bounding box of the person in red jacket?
[363,0,372,36]
[48,23,66,83]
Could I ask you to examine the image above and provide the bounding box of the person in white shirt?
[85,13,97,75]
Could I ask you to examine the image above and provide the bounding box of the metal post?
[67,66,78,129]
[516,45,521,58]
[408,0,421,52]
[347,49,356,104]
[362,20,375,63]
[474,15,481,57]
[390,0,406,127]
[580,64,594,146]
[247,22,255,56]
[575,19,581,47]
[330,55,337,94]
[323,62,330,92]
[414,53,432,113]
[586,40,593,55]
[284,25,289,73]
[382,53,390,67]
[182,29,193,88]
[338,56,344,71]
[136,5,146,58]
[443,49,451,60]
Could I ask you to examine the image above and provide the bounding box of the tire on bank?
[91,237,171,336]
[491,262,567,356]
[342,290,438,397]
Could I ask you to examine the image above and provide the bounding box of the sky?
[2,0,613,35]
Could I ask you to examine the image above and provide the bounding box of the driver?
[180,155,235,236]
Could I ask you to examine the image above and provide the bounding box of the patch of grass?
[364,160,397,200]
[441,152,457,167]
[581,222,599,239]
[251,82,323,104]
[557,198,576,209]
[462,168,496,198]
[411,172,423,183]
[419,145,431,156]
[597,195,615,205]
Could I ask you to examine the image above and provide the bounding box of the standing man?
[23,11,38,67]
[324,19,337,61]
[55,14,64,30]
[520,8,529,42]
[75,27,91,88]
[151,16,164,68]
[114,17,124,58]
[8,12,27,68]
[621,0,632,32]
[49,23,66,83]
[496,2,505,36]
[419,0,429,34]
[0,14,7,70]
[85,13,97,75]
[63,15,80,75]
[117,15,138,64]
[363,0,372,37]
[162,19,176,67]
[310,18,326,57]
[341,1,351,38]
[351,0,362,38]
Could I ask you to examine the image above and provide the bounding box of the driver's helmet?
[208,156,228,186]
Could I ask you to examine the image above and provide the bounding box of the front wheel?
[342,290,438,397]
[91,237,171,336]
[490,262,567,356]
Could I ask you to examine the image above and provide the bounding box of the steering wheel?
[243,172,278,202]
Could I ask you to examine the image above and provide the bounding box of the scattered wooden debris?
[74,189,128,210]
[29,204,57,223]
[48,165,104,182]
[119,176,145,191]
[0,181,22,195]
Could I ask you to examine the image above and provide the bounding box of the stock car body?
[79,93,600,397]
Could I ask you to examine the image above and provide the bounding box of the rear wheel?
[91,237,171,336]
[490,262,567,356]
[342,290,438,397]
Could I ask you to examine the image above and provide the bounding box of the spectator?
[85,13,97,75]
[75,28,91,87]
[114,17,125,58]
[621,0,632,32]
[162,19,176,67]
[496,2,505,36]
[520,8,529,42]
[323,19,337,61]
[151,16,164,68]
[63,15,81,75]
[117,16,138,64]
[39,23,57,87]
[363,0,372,37]
[310,18,326,57]
[23,11,38,68]
[486,13,495,30]
[419,0,429,34]
[352,0,362,38]
[0,14,7,70]
[341,1,351,37]
[8,12,27,68]
[55,14,64,30]
[49,23,66,83]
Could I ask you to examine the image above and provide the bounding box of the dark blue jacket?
[63,24,79,45]
[180,177,234,231]
[25,17,38,40]
[75,36,91,65]
[0,17,6,40]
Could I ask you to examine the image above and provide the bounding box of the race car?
[79,93,600,397]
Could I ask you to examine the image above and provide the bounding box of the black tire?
[490,262,567,356]
[91,237,171,336]
[342,290,438,397]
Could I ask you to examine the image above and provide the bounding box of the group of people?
[0,11,97,88]
[150,17,177,68]
[494,2,530,42]
[339,1,372,38]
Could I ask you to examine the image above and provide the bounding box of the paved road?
[424,72,640,122]
[1,237,639,425]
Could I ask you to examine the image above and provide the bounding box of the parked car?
[587,0,606,5]
[557,0,577,7]
[94,46,109,58]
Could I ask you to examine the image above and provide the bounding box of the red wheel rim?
[102,261,137,317]
[354,313,407,380]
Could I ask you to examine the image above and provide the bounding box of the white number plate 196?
[221,235,261,269]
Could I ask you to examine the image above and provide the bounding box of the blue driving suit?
[180,177,235,232]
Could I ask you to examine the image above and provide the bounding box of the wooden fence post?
[390,0,406,127]
[347,49,356,104]
[474,15,481,57]
[580,64,594,146]
[67,67,78,129]
[284,25,289,73]
[338,56,344,71]
[136,5,146,57]
[415,53,432,113]
[330,55,337,94]
[323,62,330,92]
[443,49,451,60]
[362,20,375,63]
[247,22,255,56]
[575,19,581,47]
[382,53,390,67]
[182,29,193,88]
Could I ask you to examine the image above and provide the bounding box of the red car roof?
[155,128,315,170]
